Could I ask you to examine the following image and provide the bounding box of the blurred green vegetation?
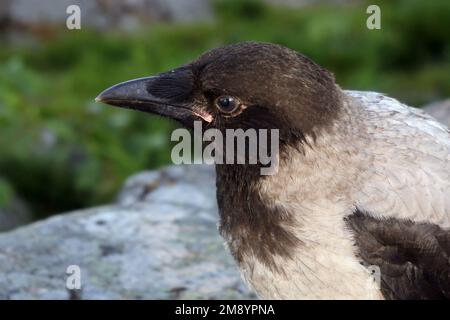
[0,0,449,219]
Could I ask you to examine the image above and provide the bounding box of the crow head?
[97,42,342,144]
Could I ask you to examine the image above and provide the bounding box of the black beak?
[95,67,212,128]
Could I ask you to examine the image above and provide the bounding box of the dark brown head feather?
[193,41,342,138]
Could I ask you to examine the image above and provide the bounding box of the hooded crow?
[96,42,450,300]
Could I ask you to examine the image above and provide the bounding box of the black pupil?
[218,96,235,111]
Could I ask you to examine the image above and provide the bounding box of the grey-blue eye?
[215,95,239,113]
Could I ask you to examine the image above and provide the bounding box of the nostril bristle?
[146,67,194,101]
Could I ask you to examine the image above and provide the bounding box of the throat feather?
[216,164,301,272]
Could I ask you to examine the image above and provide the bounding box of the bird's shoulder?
[344,91,450,227]
[345,90,450,147]
[345,90,449,145]
[343,92,450,300]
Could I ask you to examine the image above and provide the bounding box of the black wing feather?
[345,208,450,300]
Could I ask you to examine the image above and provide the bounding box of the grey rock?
[148,0,214,24]
[423,99,450,127]
[0,164,255,300]
[1,0,213,36]
[264,0,358,7]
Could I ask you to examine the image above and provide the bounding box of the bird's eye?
[214,95,240,114]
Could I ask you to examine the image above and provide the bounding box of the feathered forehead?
[192,42,336,104]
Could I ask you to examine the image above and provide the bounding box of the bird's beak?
[95,67,212,128]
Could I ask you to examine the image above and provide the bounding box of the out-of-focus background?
[1,0,450,230]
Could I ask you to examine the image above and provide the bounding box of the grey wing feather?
[345,91,450,228]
